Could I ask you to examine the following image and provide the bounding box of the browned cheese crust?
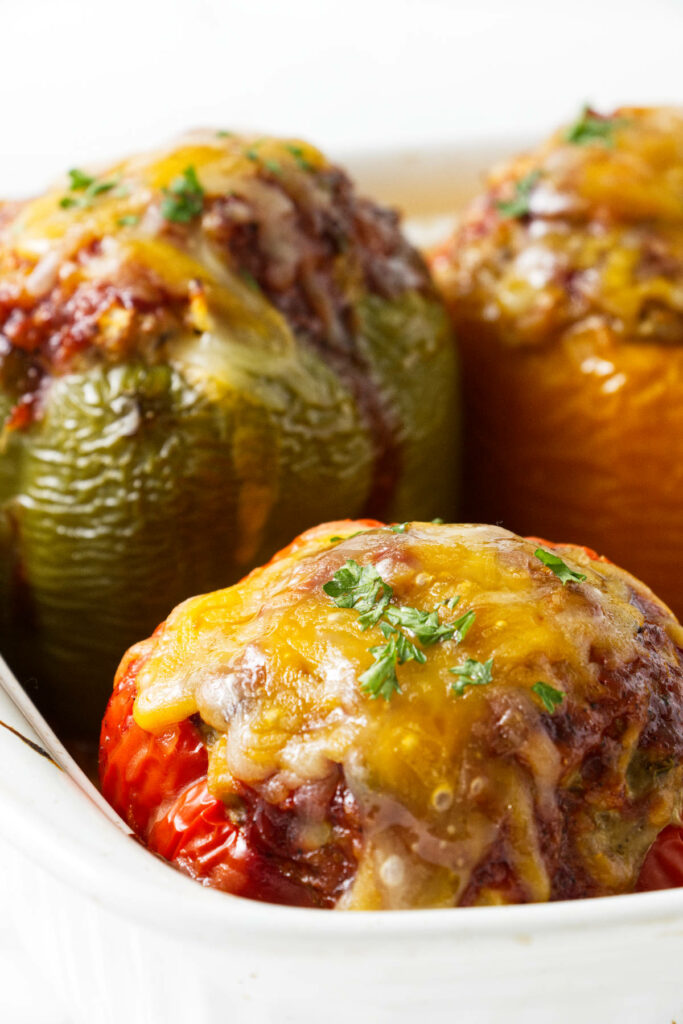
[131,521,683,908]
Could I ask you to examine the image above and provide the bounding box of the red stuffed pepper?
[100,519,683,908]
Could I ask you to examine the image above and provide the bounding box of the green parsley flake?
[285,144,313,171]
[88,180,116,197]
[67,168,95,191]
[380,621,426,664]
[496,170,541,219]
[244,143,284,176]
[323,559,476,701]
[451,608,476,642]
[531,681,564,713]
[216,130,233,138]
[443,596,460,610]
[534,547,587,585]
[360,635,402,700]
[323,559,392,629]
[328,531,364,543]
[390,523,408,534]
[59,170,120,211]
[117,214,139,227]
[564,106,624,147]
[450,657,494,696]
[431,517,444,524]
[361,624,428,700]
[160,165,205,223]
[385,604,455,646]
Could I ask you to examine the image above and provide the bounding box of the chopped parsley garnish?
[360,622,428,700]
[381,621,426,663]
[244,142,283,176]
[160,165,205,223]
[496,170,541,219]
[564,106,623,147]
[534,547,587,585]
[390,523,407,533]
[385,604,455,646]
[117,214,139,227]
[443,596,460,610]
[329,531,364,543]
[216,130,233,138]
[450,657,494,696]
[67,168,95,191]
[531,681,564,713]
[360,634,403,700]
[324,558,475,700]
[88,180,117,198]
[431,517,444,524]
[263,158,283,177]
[285,144,313,171]
[451,608,476,643]
[59,169,120,211]
[323,559,391,630]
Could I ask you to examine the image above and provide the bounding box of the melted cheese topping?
[0,131,330,367]
[131,522,683,908]
[9,131,326,254]
[433,107,683,348]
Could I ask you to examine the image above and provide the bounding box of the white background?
[1,0,682,1019]
[1,0,683,196]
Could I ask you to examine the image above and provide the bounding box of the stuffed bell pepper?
[0,132,457,731]
[431,105,683,618]
[100,519,683,909]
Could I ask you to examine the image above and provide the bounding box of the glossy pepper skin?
[100,519,683,910]
[0,132,457,733]
[430,106,683,619]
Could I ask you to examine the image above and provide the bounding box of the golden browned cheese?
[430,107,683,617]
[129,520,683,909]
[0,132,330,367]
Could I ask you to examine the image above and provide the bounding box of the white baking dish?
[1,142,682,1024]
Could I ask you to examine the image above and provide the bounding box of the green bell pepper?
[0,132,458,733]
